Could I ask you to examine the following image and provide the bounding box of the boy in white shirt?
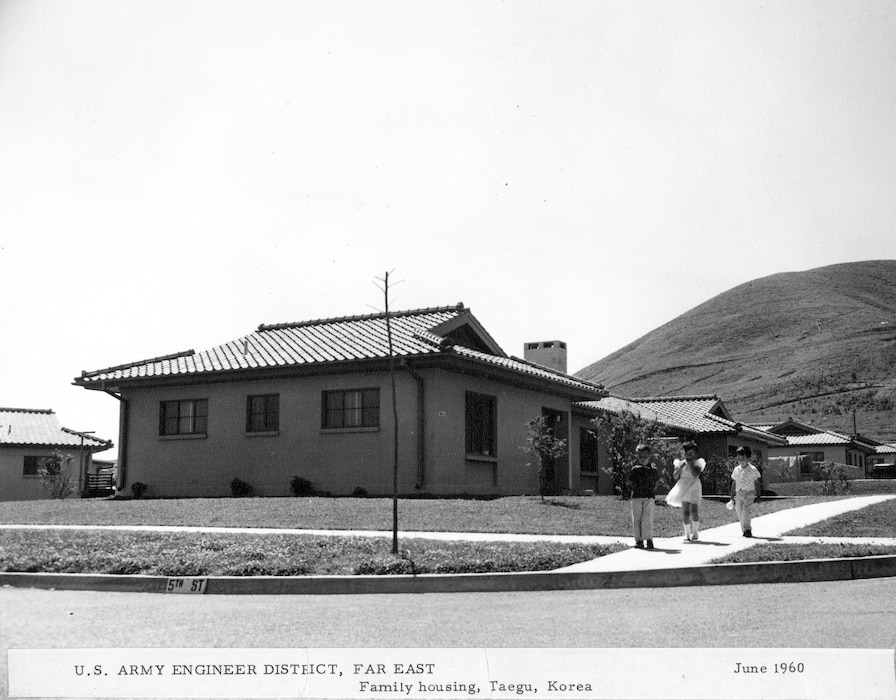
[730,446,762,537]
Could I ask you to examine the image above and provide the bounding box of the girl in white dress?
[665,441,705,541]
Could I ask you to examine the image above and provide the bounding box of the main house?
[0,407,113,501]
[74,304,608,498]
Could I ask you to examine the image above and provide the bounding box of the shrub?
[813,461,851,495]
[289,476,315,497]
[230,477,253,497]
[39,451,77,499]
[352,486,369,497]
[130,482,148,499]
[521,416,568,500]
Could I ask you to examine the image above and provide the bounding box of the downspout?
[400,360,426,490]
[103,389,128,492]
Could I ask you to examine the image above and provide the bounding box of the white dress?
[665,458,705,507]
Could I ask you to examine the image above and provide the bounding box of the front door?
[541,408,569,495]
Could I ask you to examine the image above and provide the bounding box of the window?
[465,391,496,457]
[23,455,60,477]
[580,428,598,473]
[798,451,825,477]
[246,394,279,433]
[322,389,380,429]
[159,399,208,436]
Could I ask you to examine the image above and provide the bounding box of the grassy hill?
[576,261,896,442]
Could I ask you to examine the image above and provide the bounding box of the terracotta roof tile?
[76,304,605,398]
[0,408,112,449]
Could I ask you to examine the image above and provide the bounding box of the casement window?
[322,389,380,429]
[159,399,208,436]
[246,394,279,433]
[23,455,59,477]
[580,428,598,473]
[465,391,497,457]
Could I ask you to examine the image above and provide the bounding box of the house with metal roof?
[754,418,879,480]
[571,394,787,494]
[0,408,113,500]
[74,304,607,498]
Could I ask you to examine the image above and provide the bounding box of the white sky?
[1,1,894,459]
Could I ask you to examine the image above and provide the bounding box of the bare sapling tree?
[374,270,402,554]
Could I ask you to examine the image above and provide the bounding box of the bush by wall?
[230,477,253,498]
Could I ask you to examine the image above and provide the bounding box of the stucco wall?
[119,366,580,498]
[767,445,849,465]
[0,446,86,501]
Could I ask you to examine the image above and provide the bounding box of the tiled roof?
[876,443,896,454]
[76,304,605,397]
[0,408,112,449]
[632,396,730,433]
[576,396,664,424]
[576,395,785,445]
[783,432,852,446]
[453,347,605,395]
[576,395,729,433]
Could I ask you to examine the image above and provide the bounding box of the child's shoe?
[634,541,644,549]
[744,530,753,538]
[646,540,655,550]
[683,523,692,542]
[690,521,700,541]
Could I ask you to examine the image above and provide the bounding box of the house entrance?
[541,408,569,495]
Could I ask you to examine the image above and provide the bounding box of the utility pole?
[375,271,401,554]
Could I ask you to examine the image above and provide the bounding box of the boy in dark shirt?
[628,443,659,549]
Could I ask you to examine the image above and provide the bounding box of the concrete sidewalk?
[556,494,896,573]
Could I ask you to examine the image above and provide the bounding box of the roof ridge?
[630,394,720,402]
[257,303,465,332]
[507,354,606,389]
[0,407,53,414]
[81,350,196,378]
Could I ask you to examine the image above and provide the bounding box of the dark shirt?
[629,464,658,499]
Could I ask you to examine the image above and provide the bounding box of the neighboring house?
[73,304,607,498]
[754,418,878,481]
[573,394,787,495]
[0,407,113,501]
[869,443,896,465]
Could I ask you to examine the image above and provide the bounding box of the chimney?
[523,340,567,373]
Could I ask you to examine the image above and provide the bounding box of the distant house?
[574,394,788,494]
[74,304,607,498]
[0,408,114,501]
[868,443,896,468]
[753,418,878,481]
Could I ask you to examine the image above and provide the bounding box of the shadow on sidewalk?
[682,540,729,547]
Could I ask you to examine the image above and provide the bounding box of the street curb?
[2,555,896,595]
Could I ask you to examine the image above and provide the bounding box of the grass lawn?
[0,494,842,537]
[3,483,892,576]
[713,543,896,564]
[0,529,625,576]
[784,497,896,538]
[768,479,896,497]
